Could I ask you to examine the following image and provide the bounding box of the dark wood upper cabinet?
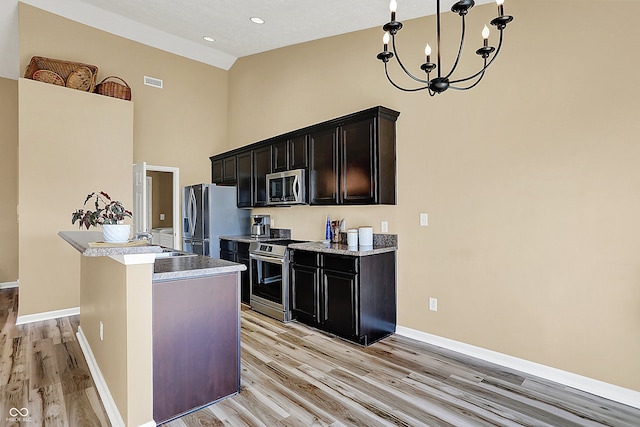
[236,151,253,208]
[211,158,223,183]
[272,140,288,172]
[253,145,272,206]
[212,156,237,184]
[289,135,308,169]
[341,118,376,204]
[309,127,339,205]
[209,106,398,207]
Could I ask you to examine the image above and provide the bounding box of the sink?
[155,249,197,258]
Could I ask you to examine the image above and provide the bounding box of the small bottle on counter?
[325,215,331,241]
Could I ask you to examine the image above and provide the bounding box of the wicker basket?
[24,56,98,92]
[94,76,132,101]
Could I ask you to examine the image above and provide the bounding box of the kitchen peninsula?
[58,231,244,427]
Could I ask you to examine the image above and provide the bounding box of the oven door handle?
[250,253,285,265]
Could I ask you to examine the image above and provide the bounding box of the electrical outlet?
[420,213,429,227]
[381,221,388,232]
[100,321,104,341]
[429,297,438,312]
[160,213,165,220]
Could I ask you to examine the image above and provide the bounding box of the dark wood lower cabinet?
[220,239,251,304]
[153,274,240,424]
[290,250,396,346]
[321,268,358,339]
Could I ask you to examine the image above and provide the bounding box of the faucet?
[133,232,153,244]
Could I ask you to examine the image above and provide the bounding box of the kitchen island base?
[153,274,240,424]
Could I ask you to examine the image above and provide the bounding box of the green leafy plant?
[72,191,132,229]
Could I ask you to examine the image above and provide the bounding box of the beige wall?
[229,0,640,392]
[81,255,153,426]
[0,77,18,283]
[18,78,133,317]
[19,3,229,188]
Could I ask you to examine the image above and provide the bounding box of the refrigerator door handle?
[188,187,197,235]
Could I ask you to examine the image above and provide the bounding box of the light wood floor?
[2,288,639,426]
[0,288,110,426]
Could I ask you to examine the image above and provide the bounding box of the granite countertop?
[59,230,246,281]
[219,235,285,243]
[59,231,163,257]
[153,256,245,282]
[288,241,397,256]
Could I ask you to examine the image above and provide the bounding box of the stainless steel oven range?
[249,240,302,322]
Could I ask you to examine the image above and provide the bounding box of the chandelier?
[376,0,514,95]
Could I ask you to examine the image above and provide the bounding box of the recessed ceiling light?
[250,17,265,24]
[203,36,215,42]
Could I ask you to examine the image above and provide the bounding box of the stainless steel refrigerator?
[182,184,250,257]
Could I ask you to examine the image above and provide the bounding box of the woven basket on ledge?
[94,76,132,101]
[24,56,98,92]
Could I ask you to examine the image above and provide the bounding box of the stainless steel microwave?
[266,169,306,205]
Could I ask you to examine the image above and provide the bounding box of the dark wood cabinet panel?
[272,140,288,172]
[321,268,358,339]
[309,127,339,205]
[253,145,272,206]
[341,119,376,204]
[153,274,240,424]
[211,159,223,183]
[223,156,237,182]
[236,151,253,208]
[290,264,320,324]
[289,135,308,169]
[220,240,251,304]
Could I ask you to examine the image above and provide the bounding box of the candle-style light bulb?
[425,43,431,62]
[383,32,390,51]
[482,25,490,47]
[496,0,505,16]
[390,0,397,21]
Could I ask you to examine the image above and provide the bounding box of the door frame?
[147,165,180,249]
[134,163,180,249]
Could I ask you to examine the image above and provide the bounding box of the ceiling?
[2,0,495,78]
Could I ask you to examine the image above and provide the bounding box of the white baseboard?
[395,326,640,410]
[0,281,18,289]
[16,306,80,325]
[77,326,126,427]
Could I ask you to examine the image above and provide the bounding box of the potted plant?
[72,191,133,243]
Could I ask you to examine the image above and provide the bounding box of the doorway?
[133,163,180,249]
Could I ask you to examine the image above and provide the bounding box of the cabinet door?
[236,151,253,208]
[341,118,376,204]
[321,268,358,339]
[272,140,288,172]
[309,127,339,205]
[289,135,308,169]
[211,159,224,183]
[223,156,237,182]
[237,243,251,305]
[291,264,320,324]
[253,145,272,206]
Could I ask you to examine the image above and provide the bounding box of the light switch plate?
[381,221,388,232]
[420,213,428,227]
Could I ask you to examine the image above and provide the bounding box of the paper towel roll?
[358,226,373,247]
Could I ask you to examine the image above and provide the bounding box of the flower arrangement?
[72,191,132,229]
